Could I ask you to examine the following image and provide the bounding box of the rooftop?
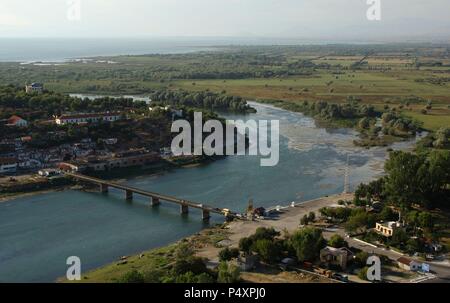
[28,83,43,88]
[397,257,415,266]
[8,115,25,124]
[57,112,121,120]
[321,246,354,256]
[0,157,18,165]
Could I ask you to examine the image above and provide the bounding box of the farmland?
[1,44,449,130]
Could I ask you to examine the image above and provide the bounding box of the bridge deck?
[65,172,231,216]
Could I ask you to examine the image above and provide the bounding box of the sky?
[0,0,449,42]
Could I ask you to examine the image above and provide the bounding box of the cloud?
[0,0,448,40]
[0,3,29,27]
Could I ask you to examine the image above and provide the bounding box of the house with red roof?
[7,115,28,127]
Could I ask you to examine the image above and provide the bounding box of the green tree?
[172,257,208,276]
[384,151,424,207]
[253,227,280,241]
[219,247,240,262]
[253,239,281,264]
[217,262,241,283]
[308,212,316,222]
[300,214,309,226]
[418,212,434,230]
[238,237,253,254]
[289,227,326,262]
[390,229,408,247]
[354,252,369,268]
[328,234,347,248]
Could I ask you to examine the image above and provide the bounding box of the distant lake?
[0,38,218,62]
[0,37,381,62]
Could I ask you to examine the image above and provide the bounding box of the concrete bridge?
[65,172,236,222]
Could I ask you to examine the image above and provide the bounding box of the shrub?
[117,270,145,283]
[218,247,240,261]
[253,239,281,264]
[328,234,347,248]
[217,262,241,283]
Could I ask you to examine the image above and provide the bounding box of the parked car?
[332,273,349,282]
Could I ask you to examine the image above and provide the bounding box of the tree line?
[149,89,255,113]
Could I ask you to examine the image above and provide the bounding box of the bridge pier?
[202,209,211,222]
[151,197,160,207]
[100,183,109,193]
[180,204,189,215]
[125,190,133,201]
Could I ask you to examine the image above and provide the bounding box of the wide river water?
[0,102,417,282]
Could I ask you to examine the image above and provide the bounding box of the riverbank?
[256,99,419,147]
[70,193,352,282]
[0,156,218,203]
[197,193,354,261]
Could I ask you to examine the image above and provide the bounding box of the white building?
[397,257,421,272]
[55,112,122,125]
[25,83,44,93]
[375,221,404,237]
[0,158,18,174]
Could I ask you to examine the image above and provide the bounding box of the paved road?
[323,227,450,283]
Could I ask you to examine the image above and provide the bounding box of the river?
[0,102,419,282]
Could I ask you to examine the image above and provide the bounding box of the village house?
[375,221,404,237]
[397,257,421,272]
[38,169,60,177]
[320,246,354,270]
[25,83,44,94]
[55,112,122,125]
[7,115,28,127]
[0,157,18,174]
[58,161,88,172]
[59,149,160,172]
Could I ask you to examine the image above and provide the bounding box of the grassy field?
[2,45,449,130]
[62,245,178,283]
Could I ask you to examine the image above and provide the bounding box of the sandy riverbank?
[197,193,354,260]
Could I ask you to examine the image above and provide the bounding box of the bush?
[308,212,316,222]
[175,243,195,260]
[117,270,145,283]
[239,237,253,254]
[300,214,309,225]
[217,262,241,283]
[219,247,240,261]
[172,257,208,276]
[358,267,369,281]
[354,252,369,268]
[328,234,347,248]
[143,269,165,283]
[253,239,281,264]
[175,271,215,283]
[253,227,280,241]
[289,227,326,262]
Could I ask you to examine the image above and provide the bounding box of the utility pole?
[343,154,350,194]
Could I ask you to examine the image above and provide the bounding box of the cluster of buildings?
[0,136,114,175]
[0,83,182,177]
[55,112,123,125]
[58,148,160,173]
